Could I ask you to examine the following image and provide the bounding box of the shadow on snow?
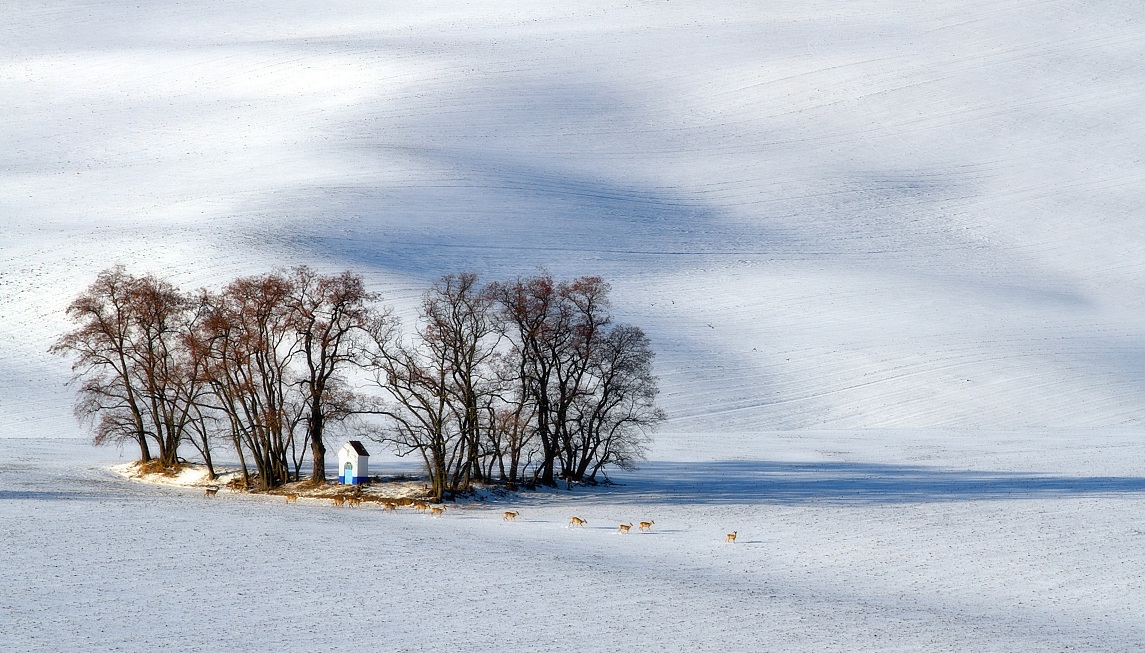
[600,460,1145,505]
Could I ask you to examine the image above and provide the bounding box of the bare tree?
[567,324,664,480]
[56,267,662,492]
[197,273,303,489]
[487,274,564,485]
[489,274,619,485]
[127,272,199,467]
[288,267,376,483]
[358,273,499,500]
[421,273,500,488]
[183,398,222,480]
[181,292,232,481]
[52,267,153,461]
[549,276,612,483]
[484,379,538,486]
[51,267,200,467]
[488,274,662,485]
[361,311,459,501]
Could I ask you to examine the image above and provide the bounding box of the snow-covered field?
[4,433,1145,652]
[3,0,1145,650]
[5,0,1145,435]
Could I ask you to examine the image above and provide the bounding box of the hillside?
[3,0,1144,441]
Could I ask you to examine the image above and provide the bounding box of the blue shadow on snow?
[599,460,1145,505]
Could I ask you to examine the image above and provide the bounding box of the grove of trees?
[52,267,664,499]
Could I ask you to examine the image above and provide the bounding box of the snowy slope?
[3,0,1145,438]
[4,434,1145,652]
[5,4,1145,650]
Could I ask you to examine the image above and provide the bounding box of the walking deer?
[413,501,429,513]
[618,523,633,534]
[285,493,298,504]
[725,531,737,543]
[569,516,587,528]
[639,520,654,532]
[503,510,520,521]
[430,506,445,517]
[204,486,219,498]
[332,496,346,507]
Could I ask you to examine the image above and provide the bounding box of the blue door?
[344,462,354,484]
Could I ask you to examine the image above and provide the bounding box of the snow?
[4,434,1145,652]
[112,460,214,486]
[2,0,1145,650]
[4,0,1145,436]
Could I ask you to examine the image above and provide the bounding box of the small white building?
[337,440,370,485]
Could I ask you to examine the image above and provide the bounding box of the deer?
[381,500,398,512]
[618,523,633,534]
[347,496,362,508]
[725,531,737,543]
[639,520,655,532]
[332,496,346,507]
[503,510,520,521]
[204,486,219,498]
[413,501,429,513]
[285,493,298,504]
[569,516,587,528]
[430,506,446,517]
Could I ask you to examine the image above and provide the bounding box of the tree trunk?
[202,447,217,481]
[233,430,250,489]
[159,430,181,467]
[137,436,152,462]
[309,400,326,483]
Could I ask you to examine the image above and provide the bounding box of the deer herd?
[203,485,739,542]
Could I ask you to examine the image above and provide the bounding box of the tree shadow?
[0,489,110,502]
[598,460,1145,505]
